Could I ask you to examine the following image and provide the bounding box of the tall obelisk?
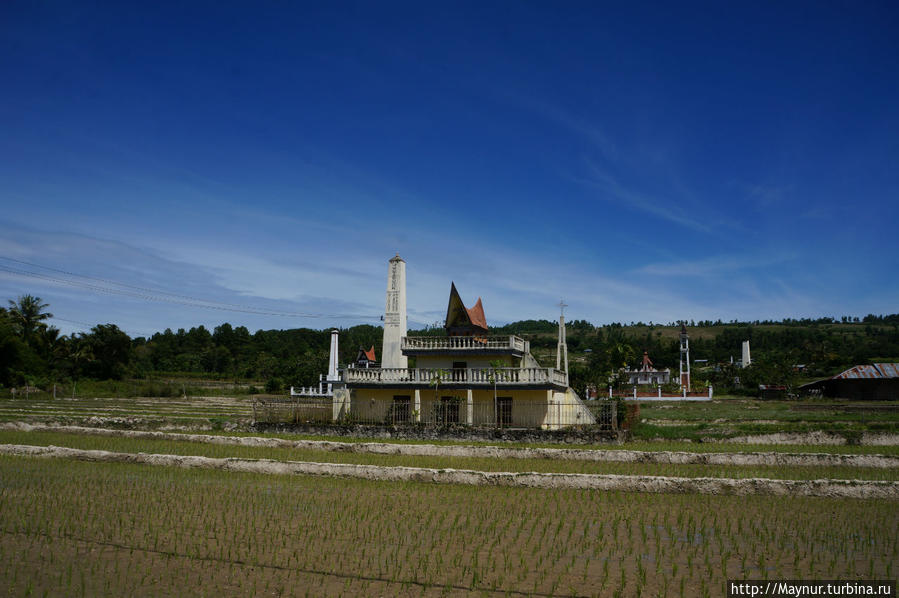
[381,254,408,369]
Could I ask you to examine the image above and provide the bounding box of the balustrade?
[343,366,567,387]
[401,335,527,353]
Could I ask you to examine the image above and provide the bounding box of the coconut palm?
[7,295,53,343]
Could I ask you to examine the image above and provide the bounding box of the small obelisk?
[381,254,408,369]
[742,340,751,368]
[326,329,339,382]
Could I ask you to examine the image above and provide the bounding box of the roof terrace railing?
[344,366,567,387]
[401,335,528,353]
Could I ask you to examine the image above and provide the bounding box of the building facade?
[623,351,671,386]
[329,257,595,429]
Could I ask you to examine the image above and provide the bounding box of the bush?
[265,377,283,393]
[616,399,640,430]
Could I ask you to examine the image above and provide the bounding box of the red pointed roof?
[364,346,376,362]
[466,298,487,330]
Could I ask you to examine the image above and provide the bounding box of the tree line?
[2,294,898,395]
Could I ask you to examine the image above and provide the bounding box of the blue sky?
[1,1,897,338]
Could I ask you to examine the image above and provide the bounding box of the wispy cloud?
[514,96,620,163]
[800,206,834,221]
[745,183,793,206]
[637,252,797,277]
[577,159,711,232]
[508,97,720,233]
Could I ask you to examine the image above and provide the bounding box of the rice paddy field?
[0,395,254,426]
[1,395,897,596]
[634,399,899,442]
[1,456,896,597]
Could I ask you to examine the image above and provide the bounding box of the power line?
[1,256,233,304]
[46,316,148,338]
[0,256,382,321]
[48,316,95,329]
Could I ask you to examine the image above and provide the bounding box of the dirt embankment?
[3,422,898,469]
[719,431,899,446]
[1,443,897,498]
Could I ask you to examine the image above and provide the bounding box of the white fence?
[401,335,528,353]
[343,367,568,387]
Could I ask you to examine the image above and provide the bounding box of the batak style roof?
[355,346,377,364]
[445,282,488,334]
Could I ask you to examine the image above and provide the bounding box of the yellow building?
[335,278,595,429]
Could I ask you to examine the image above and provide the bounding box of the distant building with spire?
[679,323,691,390]
[624,350,671,386]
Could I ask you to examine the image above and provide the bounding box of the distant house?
[758,384,788,400]
[354,346,378,369]
[623,351,671,386]
[799,363,899,400]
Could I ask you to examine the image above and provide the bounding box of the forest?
[3,294,899,396]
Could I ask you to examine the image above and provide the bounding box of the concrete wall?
[547,388,597,429]
[349,388,413,423]
[344,387,594,429]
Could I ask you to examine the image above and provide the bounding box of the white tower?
[326,329,339,382]
[381,254,408,369]
[556,300,569,374]
[742,340,751,368]
[679,323,690,391]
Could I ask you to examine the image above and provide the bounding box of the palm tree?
[7,295,53,343]
[67,338,93,399]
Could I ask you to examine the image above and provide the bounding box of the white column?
[381,254,408,369]
[327,329,339,382]
[332,388,350,421]
[465,389,473,425]
[547,389,555,429]
[413,388,421,422]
